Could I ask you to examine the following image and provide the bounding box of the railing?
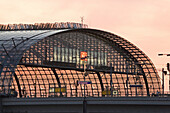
[0,22,88,31]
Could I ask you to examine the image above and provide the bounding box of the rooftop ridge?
[0,22,88,31]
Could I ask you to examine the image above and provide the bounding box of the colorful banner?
[80,51,88,61]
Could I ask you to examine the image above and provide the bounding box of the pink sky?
[0,0,170,74]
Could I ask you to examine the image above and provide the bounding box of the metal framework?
[0,22,88,31]
[0,28,161,98]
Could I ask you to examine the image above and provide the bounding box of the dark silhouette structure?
[0,22,161,98]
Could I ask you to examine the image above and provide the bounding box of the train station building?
[0,22,161,98]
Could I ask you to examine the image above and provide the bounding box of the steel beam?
[13,73,22,98]
[96,72,104,91]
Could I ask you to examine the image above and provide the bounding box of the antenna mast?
[81,17,84,25]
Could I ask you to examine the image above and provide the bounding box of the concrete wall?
[2,97,170,113]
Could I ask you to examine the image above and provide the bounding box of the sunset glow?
[1,0,170,90]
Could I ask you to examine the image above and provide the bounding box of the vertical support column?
[51,68,62,96]
[0,96,2,113]
[110,63,113,97]
[96,72,104,91]
[34,69,37,98]
[162,68,164,96]
[142,72,150,96]
[126,61,129,97]
[45,40,47,61]
[83,99,87,113]
[14,73,22,98]
[83,61,87,113]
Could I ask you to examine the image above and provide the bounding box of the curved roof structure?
[0,28,161,98]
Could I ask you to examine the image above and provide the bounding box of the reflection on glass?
[54,47,107,66]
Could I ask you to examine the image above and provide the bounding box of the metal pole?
[126,61,129,97]
[84,62,85,98]
[83,61,87,113]
[135,65,137,96]
[83,99,87,113]
[76,80,78,97]
[110,63,113,97]
[35,68,37,98]
[162,68,164,96]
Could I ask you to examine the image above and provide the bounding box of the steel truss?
[0,29,161,98]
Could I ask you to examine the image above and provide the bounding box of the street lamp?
[158,53,170,95]
[158,54,170,56]
[80,51,88,113]
[162,68,167,96]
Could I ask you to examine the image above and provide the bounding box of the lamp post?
[126,61,129,97]
[135,65,138,96]
[158,53,170,95]
[80,51,88,113]
[162,68,167,96]
[110,63,113,97]
[83,61,86,113]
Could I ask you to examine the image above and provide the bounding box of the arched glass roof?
[0,28,161,98]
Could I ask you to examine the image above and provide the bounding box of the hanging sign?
[80,51,88,61]
[78,81,91,84]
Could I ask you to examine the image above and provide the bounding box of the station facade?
[0,22,161,98]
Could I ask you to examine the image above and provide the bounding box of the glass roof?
[0,29,68,40]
